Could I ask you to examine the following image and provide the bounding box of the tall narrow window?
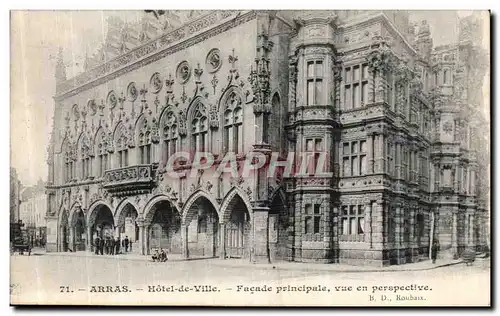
[162,111,178,165]
[344,63,369,110]
[79,136,91,180]
[307,60,324,106]
[223,91,243,153]
[443,69,449,85]
[115,124,129,168]
[191,103,209,153]
[305,203,322,234]
[305,138,323,175]
[95,129,108,177]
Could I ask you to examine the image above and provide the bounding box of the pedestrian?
[99,237,104,255]
[129,240,132,252]
[104,237,110,255]
[124,236,129,252]
[431,240,440,264]
[94,236,100,255]
[115,237,121,255]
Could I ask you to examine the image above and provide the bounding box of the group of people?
[93,235,132,255]
[151,249,168,262]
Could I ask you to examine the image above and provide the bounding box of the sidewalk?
[35,249,469,273]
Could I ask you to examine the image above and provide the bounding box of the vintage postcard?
[10,9,491,306]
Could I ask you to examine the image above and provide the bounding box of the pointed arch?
[181,189,220,224]
[86,200,115,228]
[114,198,141,227]
[219,187,253,223]
[142,194,180,225]
[113,121,131,168]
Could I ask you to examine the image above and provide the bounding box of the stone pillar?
[219,222,226,259]
[371,200,383,250]
[145,224,151,255]
[451,211,458,258]
[69,227,75,252]
[395,142,401,179]
[252,207,270,263]
[181,224,189,259]
[375,133,385,173]
[365,202,372,248]
[137,222,145,255]
[367,133,374,174]
[87,226,93,252]
[114,226,120,238]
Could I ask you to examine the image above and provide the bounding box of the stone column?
[181,224,189,259]
[451,211,458,259]
[365,202,372,248]
[137,221,145,255]
[375,133,385,173]
[219,222,226,259]
[87,226,93,252]
[367,133,374,174]
[69,227,75,252]
[371,200,383,250]
[145,224,151,255]
[252,207,270,263]
[114,226,120,238]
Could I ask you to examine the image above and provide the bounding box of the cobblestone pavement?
[10,253,490,306]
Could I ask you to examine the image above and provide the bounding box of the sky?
[10,10,490,187]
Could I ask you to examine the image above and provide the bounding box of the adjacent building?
[19,180,48,244]
[45,10,490,265]
[10,168,22,224]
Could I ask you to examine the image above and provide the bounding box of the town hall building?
[45,10,490,266]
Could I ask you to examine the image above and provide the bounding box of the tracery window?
[223,91,243,154]
[115,124,129,168]
[95,129,109,177]
[79,135,92,179]
[162,111,178,164]
[191,103,208,153]
[138,119,152,165]
[63,139,74,183]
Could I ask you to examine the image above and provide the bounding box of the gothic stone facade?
[45,10,489,266]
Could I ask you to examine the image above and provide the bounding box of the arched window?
[62,138,74,183]
[115,124,129,168]
[162,111,178,164]
[78,134,91,179]
[137,118,152,165]
[191,102,208,153]
[95,128,109,177]
[223,91,243,153]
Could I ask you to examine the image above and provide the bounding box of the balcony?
[103,164,157,197]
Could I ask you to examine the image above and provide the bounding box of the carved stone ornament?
[88,99,97,116]
[443,121,454,134]
[107,90,118,109]
[176,61,191,84]
[127,82,138,102]
[205,48,222,73]
[72,104,80,121]
[150,72,163,94]
[366,47,395,73]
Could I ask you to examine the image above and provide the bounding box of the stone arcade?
[45,10,489,266]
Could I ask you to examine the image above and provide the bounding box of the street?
[10,253,491,306]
